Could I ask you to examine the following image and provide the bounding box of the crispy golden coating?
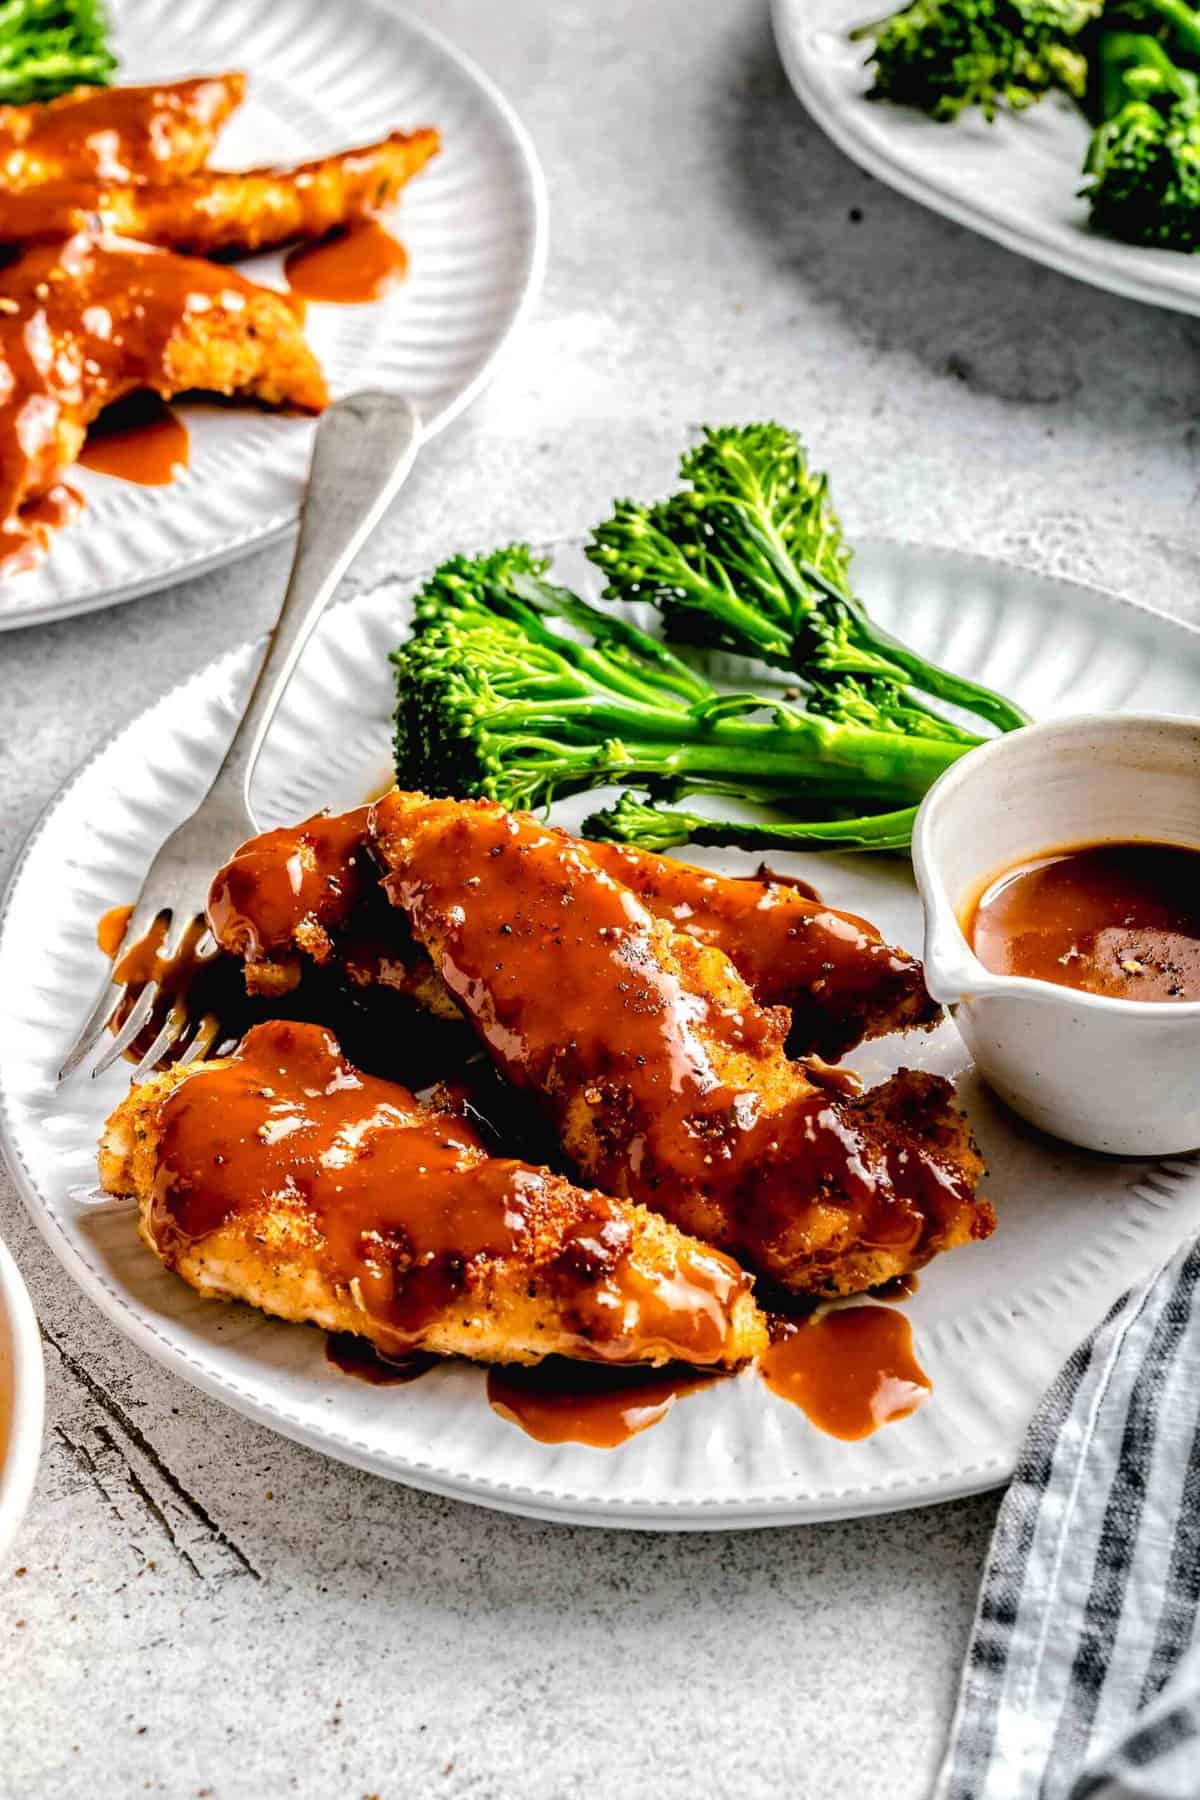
[100,1020,767,1370]
[0,75,245,190]
[371,792,993,1297]
[0,128,440,254]
[205,799,939,1056]
[0,233,326,533]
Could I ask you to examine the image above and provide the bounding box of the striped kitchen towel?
[935,1237,1200,1800]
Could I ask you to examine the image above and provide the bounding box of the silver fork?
[58,388,421,1085]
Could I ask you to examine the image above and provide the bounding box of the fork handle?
[207,389,422,816]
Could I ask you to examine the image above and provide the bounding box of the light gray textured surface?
[2,2,1198,1795]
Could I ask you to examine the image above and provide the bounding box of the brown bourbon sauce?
[285,220,408,304]
[96,903,134,957]
[873,1271,920,1303]
[967,842,1200,1003]
[0,484,83,573]
[760,1306,930,1439]
[79,391,189,486]
[487,1359,719,1447]
[326,1336,437,1385]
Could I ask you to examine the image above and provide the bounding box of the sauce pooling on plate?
[79,391,189,487]
[967,842,1200,1002]
[326,1335,437,1385]
[487,1359,719,1447]
[285,219,408,304]
[760,1306,931,1440]
[0,483,83,572]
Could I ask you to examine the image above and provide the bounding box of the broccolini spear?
[390,545,976,821]
[1083,26,1200,248]
[851,0,1103,121]
[586,423,1029,736]
[0,0,115,104]
[583,792,921,855]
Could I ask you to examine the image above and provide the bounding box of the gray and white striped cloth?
[935,1237,1200,1800]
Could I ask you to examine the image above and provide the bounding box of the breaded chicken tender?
[370,793,993,1298]
[0,128,440,254]
[206,798,938,1055]
[0,233,327,543]
[100,1019,767,1370]
[0,75,245,189]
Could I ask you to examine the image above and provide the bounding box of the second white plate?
[0,0,546,631]
[2,542,1200,1527]
[773,0,1200,316]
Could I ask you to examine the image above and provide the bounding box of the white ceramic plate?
[0,0,546,632]
[3,542,1200,1528]
[773,0,1200,315]
[0,1237,45,1561]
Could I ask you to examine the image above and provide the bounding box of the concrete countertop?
[3,2,1197,1795]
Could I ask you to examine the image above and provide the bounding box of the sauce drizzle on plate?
[0,483,83,572]
[326,1335,437,1386]
[285,219,408,304]
[487,1358,720,1447]
[760,1305,930,1440]
[79,391,189,487]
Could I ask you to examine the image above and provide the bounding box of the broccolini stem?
[510,571,717,707]
[1138,0,1200,61]
[484,694,966,799]
[582,794,920,853]
[795,560,1031,733]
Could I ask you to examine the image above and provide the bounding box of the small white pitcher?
[912,714,1200,1157]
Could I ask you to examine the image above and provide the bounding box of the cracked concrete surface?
[2,1,1199,1795]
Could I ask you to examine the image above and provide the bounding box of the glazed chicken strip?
[206,799,938,1055]
[0,233,327,535]
[207,804,465,1018]
[0,75,245,189]
[100,1019,767,1370]
[587,839,939,1054]
[370,794,993,1298]
[0,129,441,255]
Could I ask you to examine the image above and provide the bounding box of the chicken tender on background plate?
[0,128,440,255]
[0,233,327,556]
[0,74,245,189]
[100,1019,766,1371]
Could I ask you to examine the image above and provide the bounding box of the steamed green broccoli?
[0,0,115,104]
[390,545,975,828]
[1084,26,1200,246]
[852,0,1103,121]
[586,424,1029,736]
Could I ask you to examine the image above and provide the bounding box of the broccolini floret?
[390,544,975,824]
[1084,26,1200,247]
[587,423,1029,736]
[0,0,115,103]
[852,0,1102,121]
